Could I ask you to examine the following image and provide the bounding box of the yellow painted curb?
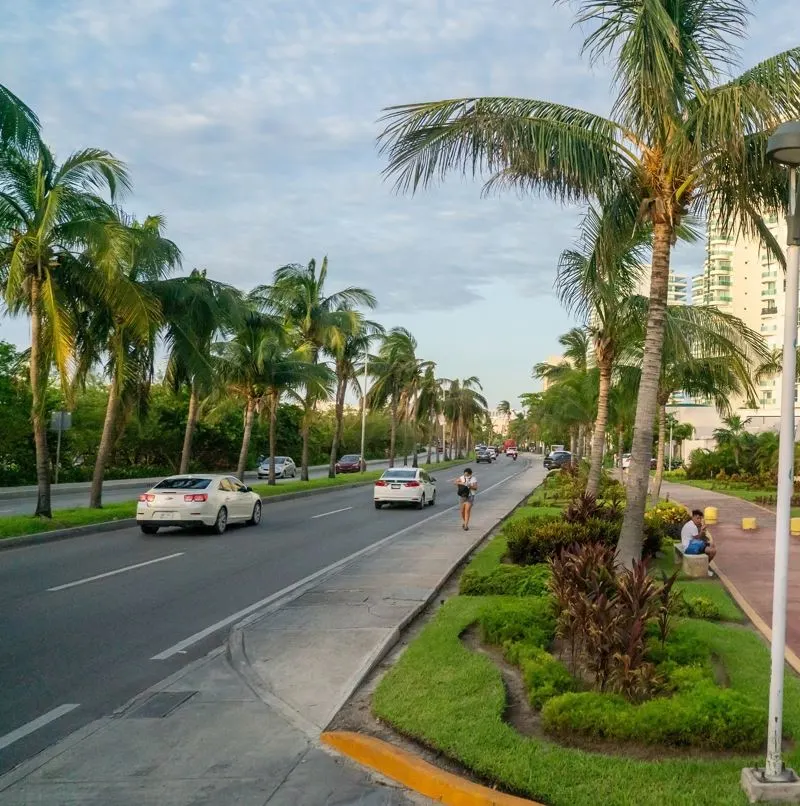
[321,730,544,806]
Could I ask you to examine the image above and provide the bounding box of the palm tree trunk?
[618,219,673,567]
[576,424,585,464]
[651,403,668,505]
[29,277,51,518]
[586,361,612,498]
[427,414,433,465]
[616,426,624,468]
[237,398,256,481]
[388,400,398,467]
[268,394,278,486]
[569,429,577,462]
[328,377,347,478]
[89,375,121,508]
[300,392,313,481]
[179,382,199,474]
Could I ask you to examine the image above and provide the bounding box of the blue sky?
[0,0,794,406]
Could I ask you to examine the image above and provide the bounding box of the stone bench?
[673,542,709,578]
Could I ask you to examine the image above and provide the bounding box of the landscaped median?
[0,459,465,544]
[332,469,800,806]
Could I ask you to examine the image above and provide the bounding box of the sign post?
[49,411,72,485]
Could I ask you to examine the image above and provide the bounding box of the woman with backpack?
[454,467,478,531]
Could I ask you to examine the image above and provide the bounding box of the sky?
[0,0,795,408]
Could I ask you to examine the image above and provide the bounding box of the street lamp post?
[743,120,800,800]
[668,417,674,472]
[359,352,369,473]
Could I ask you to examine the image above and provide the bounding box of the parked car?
[136,474,261,535]
[543,450,572,470]
[475,449,492,464]
[335,454,364,473]
[373,468,437,509]
[257,456,297,479]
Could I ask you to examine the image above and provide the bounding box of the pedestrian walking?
[454,467,478,531]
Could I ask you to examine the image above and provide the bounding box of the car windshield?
[154,477,212,490]
[382,470,417,480]
[340,455,360,462]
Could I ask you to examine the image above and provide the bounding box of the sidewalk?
[0,463,544,805]
[662,480,800,658]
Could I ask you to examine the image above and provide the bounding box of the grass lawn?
[373,493,792,805]
[0,458,466,542]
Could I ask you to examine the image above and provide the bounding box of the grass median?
[662,476,800,518]
[0,458,469,541]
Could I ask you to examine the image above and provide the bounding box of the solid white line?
[150,469,522,661]
[0,704,80,751]
[310,506,353,519]
[47,553,184,592]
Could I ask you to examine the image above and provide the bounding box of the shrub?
[505,642,576,708]
[643,501,689,556]
[459,564,551,597]
[541,684,765,750]
[477,598,555,650]
[506,517,621,565]
[675,595,723,621]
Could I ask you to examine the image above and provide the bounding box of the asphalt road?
[0,455,426,515]
[0,455,528,775]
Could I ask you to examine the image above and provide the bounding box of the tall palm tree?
[417,366,444,463]
[0,141,131,517]
[367,327,420,467]
[713,414,753,472]
[84,214,181,507]
[253,257,376,480]
[0,84,40,149]
[556,201,649,495]
[326,316,384,478]
[444,377,488,458]
[160,269,243,473]
[377,2,800,564]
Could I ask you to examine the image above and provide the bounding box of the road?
[0,455,427,515]
[0,455,526,775]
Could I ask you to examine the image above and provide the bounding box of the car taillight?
[405,481,420,487]
[138,493,155,502]
[184,493,208,502]
[375,480,387,487]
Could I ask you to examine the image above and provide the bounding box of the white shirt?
[681,520,699,548]
[458,475,477,493]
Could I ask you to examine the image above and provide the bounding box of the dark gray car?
[543,450,572,470]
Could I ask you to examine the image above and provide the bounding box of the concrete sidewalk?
[662,480,800,658]
[0,463,544,805]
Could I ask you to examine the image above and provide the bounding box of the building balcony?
[762,289,777,298]
[762,307,778,316]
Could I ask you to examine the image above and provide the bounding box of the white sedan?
[257,456,297,479]
[136,474,262,535]
[373,468,437,509]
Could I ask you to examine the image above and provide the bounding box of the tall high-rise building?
[633,265,688,305]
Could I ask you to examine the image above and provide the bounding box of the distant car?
[374,468,437,509]
[544,450,572,470]
[506,446,518,458]
[621,453,632,470]
[486,447,497,460]
[257,456,296,479]
[335,454,364,473]
[136,474,261,535]
[476,449,492,464]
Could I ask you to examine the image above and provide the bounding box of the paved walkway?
[662,480,800,657]
[0,463,544,805]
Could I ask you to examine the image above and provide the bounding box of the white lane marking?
[47,553,184,592]
[150,470,521,661]
[0,704,80,751]
[311,506,353,520]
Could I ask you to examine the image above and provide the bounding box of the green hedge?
[459,564,550,597]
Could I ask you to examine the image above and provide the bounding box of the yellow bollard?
[742,517,757,531]
[704,506,718,525]
[792,518,800,536]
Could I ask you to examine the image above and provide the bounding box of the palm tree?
[713,414,753,471]
[85,214,181,507]
[160,269,243,473]
[326,316,384,478]
[254,257,376,480]
[377,3,800,564]
[368,327,420,466]
[444,377,488,458]
[258,335,334,485]
[556,202,649,495]
[0,140,131,517]
[0,84,40,149]
[417,366,445,463]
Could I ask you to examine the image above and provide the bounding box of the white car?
[136,474,262,535]
[487,447,497,460]
[257,456,297,479]
[622,453,632,469]
[374,468,437,509]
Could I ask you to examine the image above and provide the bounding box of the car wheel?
[247,501,262,526]
[429,491,436,506]
[292,468,297,478]
[282,469,288,479]
[374,501,382,510]
[212,507,228,535]
[140,524,159,535]
[417,494,426,510]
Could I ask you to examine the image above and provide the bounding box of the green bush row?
[477,598,555,650]
[505,516,621,565]
[459,564,550,597]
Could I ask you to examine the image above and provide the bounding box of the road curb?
[0,479,378,551]
[320,731,543,806]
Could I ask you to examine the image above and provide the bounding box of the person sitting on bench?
[681,509,716,569]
